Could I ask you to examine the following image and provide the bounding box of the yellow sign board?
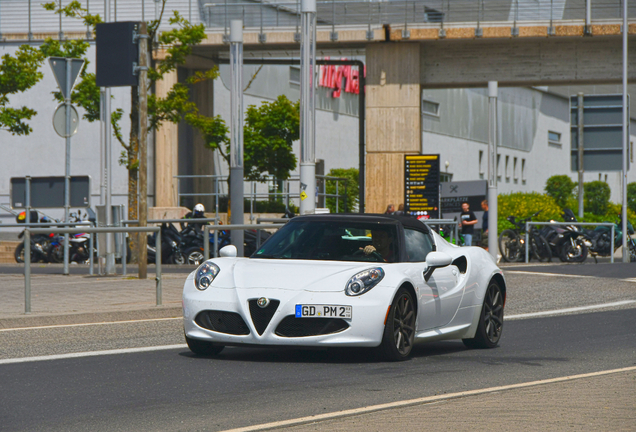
[300,191,308,201]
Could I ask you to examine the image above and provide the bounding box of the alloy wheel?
[483,283,504,344]
[393,294,416,355]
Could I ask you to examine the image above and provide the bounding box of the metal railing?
[22,226,161,314]
[174,174,350,221]
[4,1,627,44]
[524,221,615,264]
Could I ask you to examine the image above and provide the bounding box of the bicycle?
[498,211,552,263]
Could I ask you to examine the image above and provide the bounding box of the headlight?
[195,261,220,290]
[345,268,385,296]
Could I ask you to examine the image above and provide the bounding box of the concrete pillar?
[154,69,179,207]
[365,43,421,213]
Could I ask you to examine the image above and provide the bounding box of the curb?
[0,306,183,329]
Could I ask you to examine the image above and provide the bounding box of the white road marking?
[0,317,182,332]
[0,344,187,365]
[220,366,636,432]
[505,300,636,320]
[505,270,597,278]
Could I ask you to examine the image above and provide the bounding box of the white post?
[622,0,629,263]
[104,0,115,274]
[229,20,244,257]
[487,82,498,261]
[299,0,316,215]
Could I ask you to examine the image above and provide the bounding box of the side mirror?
[219,245,237,258]
[424,251,453,281]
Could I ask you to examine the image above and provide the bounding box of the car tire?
[185,335,225,356]
[463,280,504,349]
[379,287,416,361]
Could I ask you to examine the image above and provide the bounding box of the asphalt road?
[1,308,635,432]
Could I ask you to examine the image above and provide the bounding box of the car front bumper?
[182,275,393,348]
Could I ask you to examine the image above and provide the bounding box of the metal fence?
[175,174,351,220]
[1,0,633,42]
[22,225,161,314]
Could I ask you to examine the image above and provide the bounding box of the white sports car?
[183,214,506,360]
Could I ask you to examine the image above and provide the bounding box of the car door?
[403,228,461,330]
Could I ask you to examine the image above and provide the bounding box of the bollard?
[214,228,219,258]
[611,225,615,264]
[89,232,94,276]
[24,229,31,314]
[204,226,210,261]
[156,228,162,306]
[122,233,127,276]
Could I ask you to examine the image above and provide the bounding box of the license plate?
[295,304,352,319]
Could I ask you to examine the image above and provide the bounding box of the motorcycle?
[46,212,95,264]
[14,212,55,263]
[147,223,187,264]
[581,215,636,263]
[539,209,588,263]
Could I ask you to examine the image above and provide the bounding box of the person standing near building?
[460,202,478,246]
[480,200,489,251]
[384,204,395,214]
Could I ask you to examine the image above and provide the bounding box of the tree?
[627,182,636,214]
[240,95,299,183]
[325,168,359,213]
[42,1,227,259]
[0,46,45,135]
[583,181,611,215]
[545,175,575,209]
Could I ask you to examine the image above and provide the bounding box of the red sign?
[319,57,366,98]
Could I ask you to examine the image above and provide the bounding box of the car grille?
[248,299,281,335]
[195,310,250,335]
[275,316,349,337]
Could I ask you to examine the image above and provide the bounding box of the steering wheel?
[353,249,385,262]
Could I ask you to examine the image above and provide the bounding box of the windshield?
[252,220,399,262]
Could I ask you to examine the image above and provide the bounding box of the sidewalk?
[285,369,636,432]
[0,272,185,329]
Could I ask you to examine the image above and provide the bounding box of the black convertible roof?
[290,213,430,233]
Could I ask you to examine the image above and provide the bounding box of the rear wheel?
[379,288,416,361]
[185,335,225,356]
[463,280,504,349]
[531,234,552,262]
[14,243,37,263]
[498,229,522,262]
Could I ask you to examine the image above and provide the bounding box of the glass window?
[404,228,434,262]
[548,131,561,146]
[289,66,300,85]
[252,220,399,263]
[421,99,440,116]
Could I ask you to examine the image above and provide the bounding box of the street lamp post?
[487,81,498,261]
[299,0,316,215]
[229,19,244,256]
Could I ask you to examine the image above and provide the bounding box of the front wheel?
[378,287,416,361]
[185,335,224,356]
[14,243,37,263]
[463,280,504,349]
[498,229,522,262]
[560,237,588,262]
[184,247,206,266]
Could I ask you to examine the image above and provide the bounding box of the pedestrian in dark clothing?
[460,202,478,246]
[480,200,489,250]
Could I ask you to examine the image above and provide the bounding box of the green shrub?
[325,168,359,213]
[627,182,636,214]
[497,192,563,233]
[545,175,576,208]
[583,181,611,215]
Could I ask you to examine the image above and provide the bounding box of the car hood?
[227,258,383,292]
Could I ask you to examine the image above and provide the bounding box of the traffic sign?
[49,57,85,99]
[52,104,79,137]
